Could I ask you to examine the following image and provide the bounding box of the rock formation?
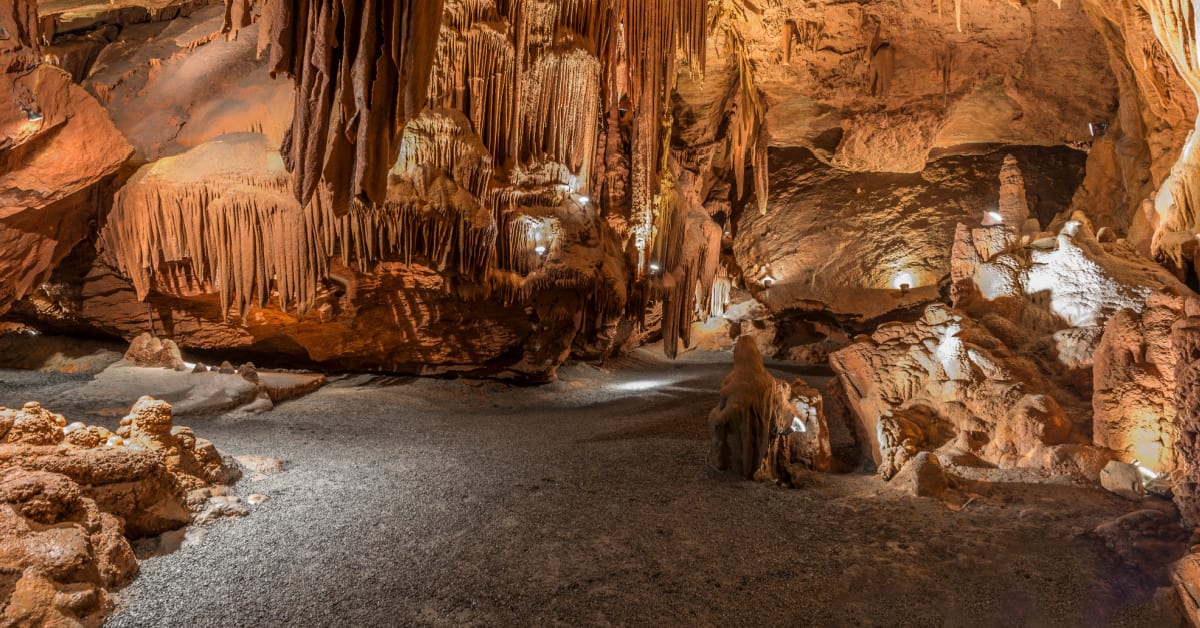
[0,396,242,625]
[708,336,830,484]
[1092,292,1188,474]
[124,332,185,369]
[830,303,1104,480]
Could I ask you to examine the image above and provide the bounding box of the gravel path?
[0,353,1183,627]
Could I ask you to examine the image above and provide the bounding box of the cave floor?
[0,350,1183,627]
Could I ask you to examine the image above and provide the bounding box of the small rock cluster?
[0,397,243,625]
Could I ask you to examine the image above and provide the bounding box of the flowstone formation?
[708,336,831,484]
[831,303,1105,480]
[0,396,242,626]
[826,150,1198,484]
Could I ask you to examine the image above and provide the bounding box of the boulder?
[889,452,952,499]
[1099,460,1146,501]
[123,332,185,369]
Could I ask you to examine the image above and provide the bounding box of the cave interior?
[5,0,1200,625]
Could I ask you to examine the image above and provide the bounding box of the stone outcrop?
[830,304,1103,480]
[0,395,242,625]
[0,61,133,317]
[1092,292,1188,474]
[0,397,241,537]
[0,467,139,628]
[708,336,831,484]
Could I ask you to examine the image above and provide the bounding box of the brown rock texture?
[0,61,132,316]
[708,336,831,483]
[124,332,185,369]
[0,397,241,537]
[0,395,241,625]
[0,467,139,628]
[1092,291,1190,474]
[1171,305,1200,527]
[830,304,1100,480]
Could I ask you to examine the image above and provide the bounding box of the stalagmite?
[708,336,831,482]
[997,154,1030,225]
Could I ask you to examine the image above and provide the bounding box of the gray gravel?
[0,352,1183,627]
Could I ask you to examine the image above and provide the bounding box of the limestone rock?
[708,337,831,484]
[1100,460,1146,501]
[1093,292,1186,474]
[1,402,67,446]
[1172,551,1200,626]
[1171,313,1200,527]
[0,467,138,628]
[0,62,133,317]
[830,304,1101,480]
[889,452,951,499]
[124,332,185,369]
[0,397,241,537]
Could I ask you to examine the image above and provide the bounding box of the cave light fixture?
[649,262,661,274]
[1132,459,1160,483]
[17,102,42,123]
[891,271,915,291]
[986,211,1003,224]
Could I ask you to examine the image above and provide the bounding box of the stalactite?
[524,46,602,184]
[221,0,254,40]
[702,267,732,320]
[622,0,708,272]
[937,43,953,108]
[710,0,768,214]
[102,169,329,318]
[248,0,447,213]
[102,135,503,319]
[199,0,724,358]
[394,109,494,200]
[955,0,963,33]
[780,19,798,65]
